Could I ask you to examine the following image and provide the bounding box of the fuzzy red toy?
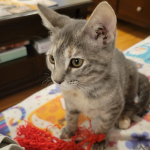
[15,121,105,150]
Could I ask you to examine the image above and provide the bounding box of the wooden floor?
[0,20,150,112]
[116,20,150,51]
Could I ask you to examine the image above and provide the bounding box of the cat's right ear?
[37,4,72,33]
[82,2,116,45]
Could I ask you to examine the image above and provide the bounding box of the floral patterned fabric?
[0,37,150,150]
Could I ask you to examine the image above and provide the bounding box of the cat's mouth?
[51,77,74,90]
[58,84,72,90]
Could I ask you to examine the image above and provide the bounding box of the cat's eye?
[49,55,55,64]
[70,58,83,68]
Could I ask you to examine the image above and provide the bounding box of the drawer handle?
[137,6,142,12]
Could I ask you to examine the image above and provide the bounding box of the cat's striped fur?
[38,2,150,150]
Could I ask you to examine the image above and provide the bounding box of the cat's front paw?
[116,116,131,129]
[91,140,108,150]
[60,127,75,139]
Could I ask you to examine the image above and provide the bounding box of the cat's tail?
[136,73,150,114]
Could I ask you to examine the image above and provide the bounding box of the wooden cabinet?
[89,0,150,29]
[0,46,47,98]
[0,58,37,85]
[117,0,150,29]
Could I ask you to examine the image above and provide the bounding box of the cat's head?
[38,2,116,91]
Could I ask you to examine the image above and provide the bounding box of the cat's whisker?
[40,74,51,81]
[74,84,84,90]
[32,36,45,40]
[42,80,47,86]
[75,84,93,94]
[42,76,52,84]
[45,72,51,75]
[44,74,51,77]
[42,79,52,88]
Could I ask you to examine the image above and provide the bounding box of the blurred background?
[0,0,150,112]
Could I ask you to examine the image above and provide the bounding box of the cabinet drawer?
[0,58,38,85]
[118,0,150,25]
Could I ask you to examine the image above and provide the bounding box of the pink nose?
[54,80,64,85]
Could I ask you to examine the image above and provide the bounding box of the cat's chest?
[61,89,102,117]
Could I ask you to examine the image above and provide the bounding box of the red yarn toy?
[15,121,105,150]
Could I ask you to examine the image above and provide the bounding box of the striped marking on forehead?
[57,39,64,48]
[64,45,77,58]
[46,45,56,55]
[47,39,64,55]
[54,39,64,54]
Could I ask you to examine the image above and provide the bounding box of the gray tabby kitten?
[37,2,150,150]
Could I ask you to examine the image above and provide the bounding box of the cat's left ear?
[82,2,116,44]
[37,4,72,33]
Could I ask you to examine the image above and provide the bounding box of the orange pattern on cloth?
[28,95,87,131]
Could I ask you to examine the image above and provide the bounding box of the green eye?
[70,58,83,68]
[49,55,55,64]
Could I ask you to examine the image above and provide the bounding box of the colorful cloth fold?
[0,134,24,150]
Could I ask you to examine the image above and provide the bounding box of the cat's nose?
[54,80,64,85]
